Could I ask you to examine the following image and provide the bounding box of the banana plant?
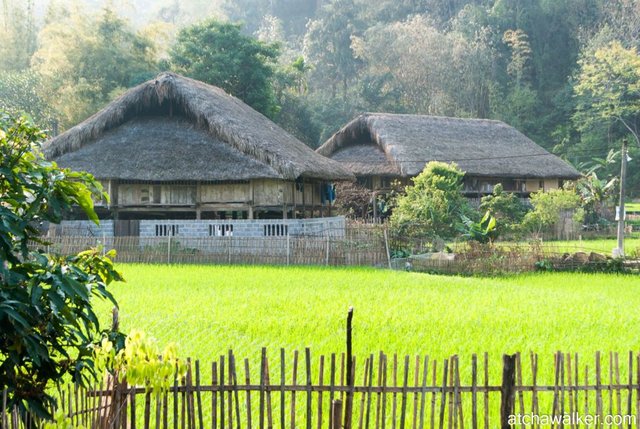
[459,211,499,244]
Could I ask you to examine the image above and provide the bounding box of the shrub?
[479,183,528,237]
[390,162,473,244]
[523,188,584,236]
[0,112,124,419]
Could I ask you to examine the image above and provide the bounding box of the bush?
[479,183,528,237]
[390,162,473,245]
[523,188,584,236]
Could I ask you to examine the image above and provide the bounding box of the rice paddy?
[96,264,640,368]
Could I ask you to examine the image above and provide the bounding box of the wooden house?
[44,73,353,227]
[317,113,581,200]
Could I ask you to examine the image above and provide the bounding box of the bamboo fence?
[3,350,640,428]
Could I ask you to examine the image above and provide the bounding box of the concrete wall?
[52,217,346,239]
[138,216,346,238]
[50,220,114,237]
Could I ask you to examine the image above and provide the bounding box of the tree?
[170,19,280,118]
[502,29,532,87]
[304,0,363,100]
[223,0,317,36]
[0,0,37,72]
[573,41,640,147]
[353,16,495,117]
[496,28,543,142]
[390,162,472,241]
[523,188,585,236]
[0,113,123,420]
[33,5,158,128]
[575,172,617,227]
[269,56,322,146]
[0,70,54,130]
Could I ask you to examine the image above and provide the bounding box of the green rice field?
[89,264,640,424]
[448,234,640,255]
[538,236,640,254]
[97,264,640,367]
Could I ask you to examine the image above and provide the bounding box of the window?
[264,224,288,236]
[209,224,233,237]
[539,180,544,191]
[155,224,179,236]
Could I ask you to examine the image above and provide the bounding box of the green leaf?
[0,304,30,329]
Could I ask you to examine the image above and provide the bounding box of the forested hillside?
[2,0,639,193]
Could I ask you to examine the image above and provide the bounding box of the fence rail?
[4,349,640,428]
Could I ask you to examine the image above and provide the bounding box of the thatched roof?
[44,72,353,182]
[317,113,581,179]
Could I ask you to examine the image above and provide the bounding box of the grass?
[537,236,640,254]
[626,202,640,212]
[96,264,640,375]
[448,233,640,255]
[90,264,640,424]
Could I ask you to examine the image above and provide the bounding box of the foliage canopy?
[170,19,280,118]
[574,41,640,145]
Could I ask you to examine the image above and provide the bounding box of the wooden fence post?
[383,227,392,269]
[500,354,517,429]
[344,308,354,429]
[331,399,343,429]
[167,236,172,264]
[287,233,291,266]
[325,232,330,266]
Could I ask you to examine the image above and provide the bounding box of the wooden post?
[292,182,297,219]
[616,138,628,257]
[196,181,202,220]
[106,180,113,209]
[344,308,354,429]
[383,227,392,269]
[500,354,517,429]
[325,232,330,266]
[282,180,288,220]
[373,191,378,220]
[167,236,171,264]
[331,400,343,429]
[249,180,255,220]
[111,307,119,331]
